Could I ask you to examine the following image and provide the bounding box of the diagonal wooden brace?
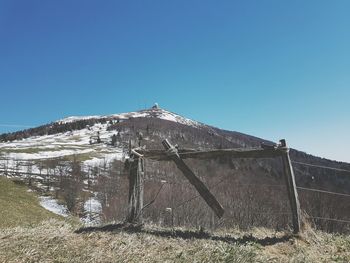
[162,139,225,218]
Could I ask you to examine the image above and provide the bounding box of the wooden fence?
[126,139,301,234]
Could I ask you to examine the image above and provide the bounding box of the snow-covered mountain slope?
[0,107,206,172]
[0,122,123,171]
[58,107,205,128]
[1,106,349,179]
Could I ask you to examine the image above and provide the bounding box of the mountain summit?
[57,106,204,129]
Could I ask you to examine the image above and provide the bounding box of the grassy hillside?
[0,177,61,228]
[0,176,349,262]
[0,220,349,263]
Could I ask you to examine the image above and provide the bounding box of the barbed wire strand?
[296,186,350,198]
[292,161,350,174]
[173,176,232,209]
[141,184,165,211]
[173,179,285,210]
[307,216,350,224]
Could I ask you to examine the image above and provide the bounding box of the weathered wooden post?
[279,139,301,234]
[126,153,144,224]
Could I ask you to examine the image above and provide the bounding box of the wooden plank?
[279,139,301,234]
[162,139,225,218]
[126,156,144,223]
[179,148,282,160]
[135,147,282,161]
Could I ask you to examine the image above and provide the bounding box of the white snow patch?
[57,108,204,128]
[57,115,101,123]
[5,149,94,160]
[39,196,69,217]
[81,196,102,225]
[83,151,124,167]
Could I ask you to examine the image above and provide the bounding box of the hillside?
[0,106,349,233]
[0,177,61,228]
[0,176,349,263]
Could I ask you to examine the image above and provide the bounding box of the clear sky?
[0,1,349,162]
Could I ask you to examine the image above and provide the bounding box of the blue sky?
[0,1,349,162]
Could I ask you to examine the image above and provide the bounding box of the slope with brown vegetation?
[0,176,349,263]
[0,219,349,263]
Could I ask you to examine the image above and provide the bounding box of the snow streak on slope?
[39,196,69,217]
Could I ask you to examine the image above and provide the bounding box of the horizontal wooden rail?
[134,147,283,161]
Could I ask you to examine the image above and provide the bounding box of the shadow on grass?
[75,223,292,246]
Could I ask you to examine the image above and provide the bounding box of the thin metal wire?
[296,186,350,198]
[173,176,232,209]
[292,161,350,174]
[173,178,285,210]
[251,211,291,215]
[307,216,350,224]
[142,184,165,210]
[235,183,284,188]
[226,213,350,224]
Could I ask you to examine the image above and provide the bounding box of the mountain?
[0,106,349,232]
[0,106,264,167]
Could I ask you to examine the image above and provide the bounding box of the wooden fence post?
[126,156,144,224]
[279,139,301,234]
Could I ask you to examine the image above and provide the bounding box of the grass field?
[0,176,349,262]
[0,177,61,228]
[0,219,349,263]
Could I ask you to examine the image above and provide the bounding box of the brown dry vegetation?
[0,219,349,263]
[0,176,349,263]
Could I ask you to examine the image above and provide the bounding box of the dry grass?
[0,219,349,263]
[0,176,349,262]
[259,222,350,262]
[0,220,257,263]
